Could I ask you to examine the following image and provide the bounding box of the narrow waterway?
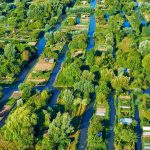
[0,3,76,127]
[1,26,62,102]
[135,1,144,149]
[135,105,142,150]
[135,0,147,27]
[144,87,150,94]
[87,14,96,51]
[107,96,116,150]
[77,101,95,150]
[77,0,96,150]
[134,87,150,149]
[36,45,69,107]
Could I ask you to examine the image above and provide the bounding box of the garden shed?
[81,14,90,19]
[143,127,150,137]
[120,118,132,125]
[11,91,21,100]
[73,50,83,57]
[81,1,88,5]
[96,107,106,116]
[97,45,107,51]
[28,42,36,46]
[44,57,55,63]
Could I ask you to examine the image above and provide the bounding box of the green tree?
[74,79,94,98]
[111,76,130,91]
[82,70,95,81]
[18,83,31,99]
[138,40,150,56]
[142,54,150,74]
[3,106,37,150]
[36,112,74,150]
[4,43,16,59]
[87,116,106,150]
[62,89,74,111]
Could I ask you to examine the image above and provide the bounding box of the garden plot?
[143,127,150,150]
[117,95,134,125]
[26,58,55,85]
[139,95,150,126]
[138,94,150,149]
[0,77,13,84]
[114,94,137,150]
[33,59,54,71]
[51,43,65,51]
[0,105,11,121]
[25,33,66,86]
[75,0,90,8]
[63,5,91,32]
[97,0,107,9]
[61,21,89,32]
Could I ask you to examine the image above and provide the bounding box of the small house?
[96,107,106,116]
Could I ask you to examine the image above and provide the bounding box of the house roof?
[143,132,150,137]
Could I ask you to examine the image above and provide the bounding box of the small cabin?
[96,107,106,116]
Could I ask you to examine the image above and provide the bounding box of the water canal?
[107,96,116,150]
[77,0,96,149]
[1,24,63,102]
